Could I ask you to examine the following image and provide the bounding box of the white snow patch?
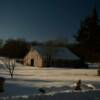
[0,60,100,98]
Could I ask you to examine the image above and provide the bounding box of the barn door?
[31,59,34,66]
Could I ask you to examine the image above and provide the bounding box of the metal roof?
[51,47,80,60]
[32,46,80,60]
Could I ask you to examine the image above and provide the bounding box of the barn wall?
[51,59,88,68]
[23,50,44,67]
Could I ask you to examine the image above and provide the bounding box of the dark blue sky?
[0,0,100,42]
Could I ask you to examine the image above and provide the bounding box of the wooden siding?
[23,49,44,67]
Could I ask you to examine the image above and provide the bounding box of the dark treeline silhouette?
[74,6,100,62]
[0,39,30,58]
[0,38,67,59]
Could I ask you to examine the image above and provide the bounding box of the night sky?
[0,0,100,42]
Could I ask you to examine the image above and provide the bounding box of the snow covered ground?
[0,60,100,99]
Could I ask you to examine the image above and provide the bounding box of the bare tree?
[2,57,16,79]
[1,38,30,79]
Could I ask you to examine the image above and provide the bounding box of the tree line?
[74,7,100,62]
[0,38,67,59]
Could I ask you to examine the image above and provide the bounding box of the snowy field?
[0,60,100,99]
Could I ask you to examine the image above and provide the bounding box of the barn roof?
[51,47,80,60]
[31,46,47,57]
[31,46,80,60]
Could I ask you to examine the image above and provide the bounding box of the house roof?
[31,46,80,60]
